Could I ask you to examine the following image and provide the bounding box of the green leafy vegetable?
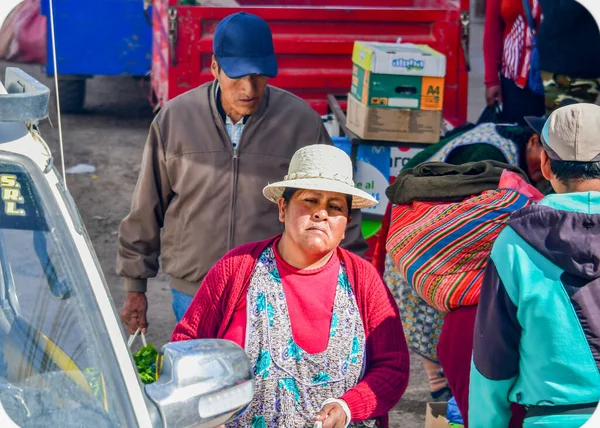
[84,367,103,398]
[132,344,158,384]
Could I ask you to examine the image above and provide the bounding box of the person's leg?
[171,288,194,322]
[384,256,450,400]
[422,357,452,401]
[437,306,478,427]
[384,255,445,366]
[542,71,600,113]
[438,305,526,428]
[500,74,546,125]
[510,404,527,428]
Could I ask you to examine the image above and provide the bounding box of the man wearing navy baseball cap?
[210,12,278,123]
[213,12,278,79]
[117,12,367,337]
[470,102,600,427]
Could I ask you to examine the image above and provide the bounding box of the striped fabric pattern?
[385,189,532,312]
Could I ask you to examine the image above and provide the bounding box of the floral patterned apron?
[228,246,375,428]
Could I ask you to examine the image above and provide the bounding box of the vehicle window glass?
[0,159,134,427]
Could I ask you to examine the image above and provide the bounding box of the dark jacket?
[117,82,367,295]
[470,191,600,426]
[538,0,600,78]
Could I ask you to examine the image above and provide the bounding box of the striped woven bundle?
[385,189,532,312]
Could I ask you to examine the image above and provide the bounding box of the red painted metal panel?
[151,0,170,104]
[236,0,457,6]
[151,0,468,125]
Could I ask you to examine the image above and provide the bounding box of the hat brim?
[263,178,378,210]
[540,119,563,160]
[217,54,278,79]
[524,116,546,135]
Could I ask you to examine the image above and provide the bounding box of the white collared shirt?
[215,82,246,151]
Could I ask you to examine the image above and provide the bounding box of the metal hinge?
[460,10,471,72]
[168,7,178,66]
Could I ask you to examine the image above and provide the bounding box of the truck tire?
[57,78,86,114]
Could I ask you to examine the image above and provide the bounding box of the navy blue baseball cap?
[213,12,278,79]
[524,99,579,135]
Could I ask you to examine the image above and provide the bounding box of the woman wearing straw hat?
[172,144,409,428]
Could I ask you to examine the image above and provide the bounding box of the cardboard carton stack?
[347,41,447,144]
[425,402,452,428]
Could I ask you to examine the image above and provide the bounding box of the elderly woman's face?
[278,189,350,255]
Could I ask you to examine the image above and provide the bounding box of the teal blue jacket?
[469,192,600,427]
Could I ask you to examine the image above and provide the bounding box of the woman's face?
[278,189,350,257]
[525,133,545,184]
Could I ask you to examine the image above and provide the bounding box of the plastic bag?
[476,102,502,125]
[0,0,46,64]
[446,397,464,425]
[128,328,158,385]
[0,2,22,59]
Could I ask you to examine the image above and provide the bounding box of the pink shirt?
[223,240,340,354]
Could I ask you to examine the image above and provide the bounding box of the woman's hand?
[313,402,348,428]
[485,85,502,106]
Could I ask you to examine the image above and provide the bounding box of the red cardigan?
[172,237,410,427]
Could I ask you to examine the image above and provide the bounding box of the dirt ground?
[0,19,486,427]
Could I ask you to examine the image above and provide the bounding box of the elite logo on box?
[352,41,446,77]
[391,58,425,71]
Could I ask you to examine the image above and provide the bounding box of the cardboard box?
[345,94,441,144]
[352,41,446,77]
[351,63,444,110]
[425,402,450,428]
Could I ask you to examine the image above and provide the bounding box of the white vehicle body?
[0,68,253,427]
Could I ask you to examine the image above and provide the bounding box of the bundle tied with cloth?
[385,160,540,313]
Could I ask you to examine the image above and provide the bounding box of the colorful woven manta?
[385,189,532,312]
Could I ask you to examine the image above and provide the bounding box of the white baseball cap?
[541,103,600,162]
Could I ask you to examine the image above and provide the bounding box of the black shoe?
[430,386,453,402]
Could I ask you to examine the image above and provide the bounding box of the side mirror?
[145,339,254,428]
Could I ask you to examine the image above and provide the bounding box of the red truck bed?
[152,0,469,126]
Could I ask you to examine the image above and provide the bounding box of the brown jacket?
[117,82,367,295]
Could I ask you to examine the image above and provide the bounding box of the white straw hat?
[263,144,378,209]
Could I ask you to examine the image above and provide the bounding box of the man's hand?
[485,85,502,106]
[313,402,348,428]
[120,292,148,335]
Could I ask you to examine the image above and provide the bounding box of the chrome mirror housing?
[145,339,254,428]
